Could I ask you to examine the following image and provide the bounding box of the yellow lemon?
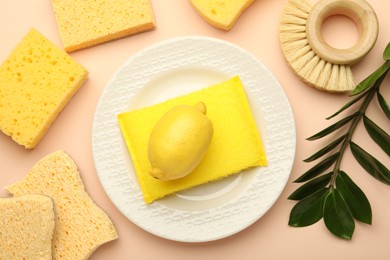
[148,102,213,181]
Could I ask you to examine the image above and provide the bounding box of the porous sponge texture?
[0,28,88,149]
[118,76,267,204]
[6,150,118,260]
[51,0,156,52]
[0,194,55,260]
[190,0,255,30]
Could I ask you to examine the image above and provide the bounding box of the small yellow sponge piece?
[190,0,255,30]
[0,28,88,149]
[51,0,156,52]
[0,194,55,260]
[118,76,267,204]
[6,150,118,260]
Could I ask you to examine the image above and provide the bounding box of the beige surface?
[0,0,389,259]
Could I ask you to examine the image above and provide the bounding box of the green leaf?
[336,171,372,224]
[289,188,330,227]
[378,91,390,120]
[327,94,366,120]
[363,115,390,156]
[323,189,355,240]
[304,135,346,162]
[288,173,332,200]
[350,62,390,96]
[294,153,339,183]
[350,142,390,185]
[307,113,357,141]
[384,43,390,60]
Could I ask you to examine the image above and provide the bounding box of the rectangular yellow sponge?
[0,194,55,260]
[0,28,88,149]
[118,76,267,204]
[51,0,156,52]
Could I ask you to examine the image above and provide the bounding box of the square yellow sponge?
[0,194,55,260]
[0,28,88,149]
[118,76,267,204]
[51,0,156,52]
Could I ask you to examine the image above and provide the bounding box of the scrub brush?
[279,0,378,92]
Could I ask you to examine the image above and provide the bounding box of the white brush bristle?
[279,0,356,92]
[288,0,312,12]
[280,24,306,34]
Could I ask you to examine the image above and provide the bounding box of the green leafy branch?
[288,42,390,240]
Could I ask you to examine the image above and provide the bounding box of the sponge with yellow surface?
[6,150,118,260]
[190,0,255,30]
[0,28,88,149]
[51,0,156,52]
[118,76,267,204]
[0,194,55,260]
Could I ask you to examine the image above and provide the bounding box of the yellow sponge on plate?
[0,194,55,260]
[118,76,267,204]
[51,0,156,52]
[190,0,255,30]
[0,28,88,149]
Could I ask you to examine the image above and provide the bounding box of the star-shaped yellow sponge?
[51,0,156,52]
[118,76,267,204]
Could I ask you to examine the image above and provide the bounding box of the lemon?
[148,102,213,181]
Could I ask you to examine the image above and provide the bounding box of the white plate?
[92,36,296,242]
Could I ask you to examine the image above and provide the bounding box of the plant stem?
[329,85,378,189]
[329,66,389,189]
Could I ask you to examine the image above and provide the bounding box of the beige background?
[1,0,389,259]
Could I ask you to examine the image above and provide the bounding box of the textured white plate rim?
[92,36,296,242]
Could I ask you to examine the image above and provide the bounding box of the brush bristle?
[287,0,312,13]
[301,55,321,82]
[279,0,356,92]
[281,14,308,26]
[282,39,310,59]
[280,24,306,34]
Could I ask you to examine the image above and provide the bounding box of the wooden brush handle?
[306,0,378,65]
